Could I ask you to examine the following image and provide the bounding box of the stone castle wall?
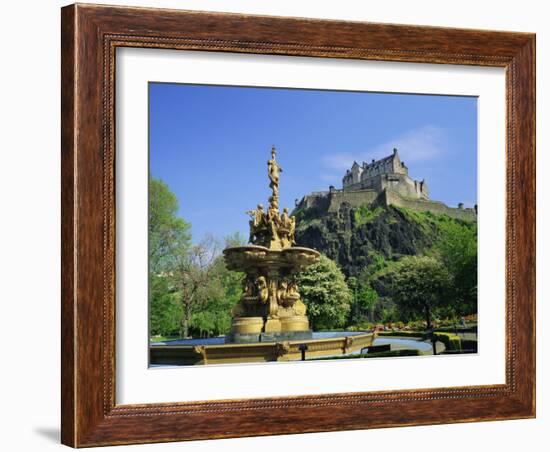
[380,189,476,221]
[327,189,378,212]
[296,188,476,222]
[300,191,330,210]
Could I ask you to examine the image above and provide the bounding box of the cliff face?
[294,203,453,277]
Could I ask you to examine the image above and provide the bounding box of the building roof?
[344,149,402,180]
[361,148,398,169]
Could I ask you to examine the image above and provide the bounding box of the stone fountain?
[223,146,320,343]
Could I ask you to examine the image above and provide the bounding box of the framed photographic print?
[61,3,535,447]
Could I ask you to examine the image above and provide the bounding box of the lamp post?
[298,343,308,361]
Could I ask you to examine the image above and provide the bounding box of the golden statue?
[279,207,296,248]
[256,276,269,304]
[242,275,257,305]
[243,146,297,251]
[246,204,265,243]
[277,281,288,305]
[246,204,264,228]
[223,146,320,342]
[267,145,283,195]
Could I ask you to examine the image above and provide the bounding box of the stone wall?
[296,187,476,222]
[327,189,379,212]
[298,188,379,213]
[380,174,428,200]
[380,189,476,221]
[300,192,330,210]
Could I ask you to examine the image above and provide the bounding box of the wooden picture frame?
[61,3,535,447]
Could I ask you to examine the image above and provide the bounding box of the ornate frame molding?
[61,4,535,447]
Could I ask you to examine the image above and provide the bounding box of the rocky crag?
[293,202,475,277]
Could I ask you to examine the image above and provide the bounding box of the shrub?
[377,330,426,338]
[377,331,462,352]
[296,255,352,330]
[354,205,383,227]
[310,349,420,360]
[436,325,477,333]
[407,320,427,330]
[433,332,461,351]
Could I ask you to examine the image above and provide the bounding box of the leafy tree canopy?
[149,176,191,274]
[296,254,352,330]
[433,219,477,316]
[376,255,452,329]
[150,274,181,337]
[189,234,246,338]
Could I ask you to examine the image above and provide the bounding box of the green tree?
[149,176,191,273]
[353,255,388,322]
[223,231,247,248]
[189,233,246,337]
[169,235,221,338]
[348,276,378,322]
[378,255,452,329]
[149,274,181,337]
[348,276,359,321]
[434,220,477,317]
[149,176,192,338]
[296,254,352,330]
[188,267,227,338]
[356,284,378,321]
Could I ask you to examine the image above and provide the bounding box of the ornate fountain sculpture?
[223,146,320,343]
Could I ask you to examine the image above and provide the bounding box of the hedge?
[432,332,461,351]
[377,331,426,339]
[377,330,463,352]
[310,349,420,360]
[363,349,420,358]
[435,325,477,333]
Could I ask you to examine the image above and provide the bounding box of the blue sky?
[149,83,477,244]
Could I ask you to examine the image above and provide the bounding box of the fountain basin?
[150,331,376,365]
[223,245,320,273]
[222,245,321,342]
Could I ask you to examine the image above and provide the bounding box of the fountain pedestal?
[224,245,319,343]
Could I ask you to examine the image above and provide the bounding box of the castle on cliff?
[295,148,476,221]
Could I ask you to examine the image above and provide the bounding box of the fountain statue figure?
[223,146,320,343]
